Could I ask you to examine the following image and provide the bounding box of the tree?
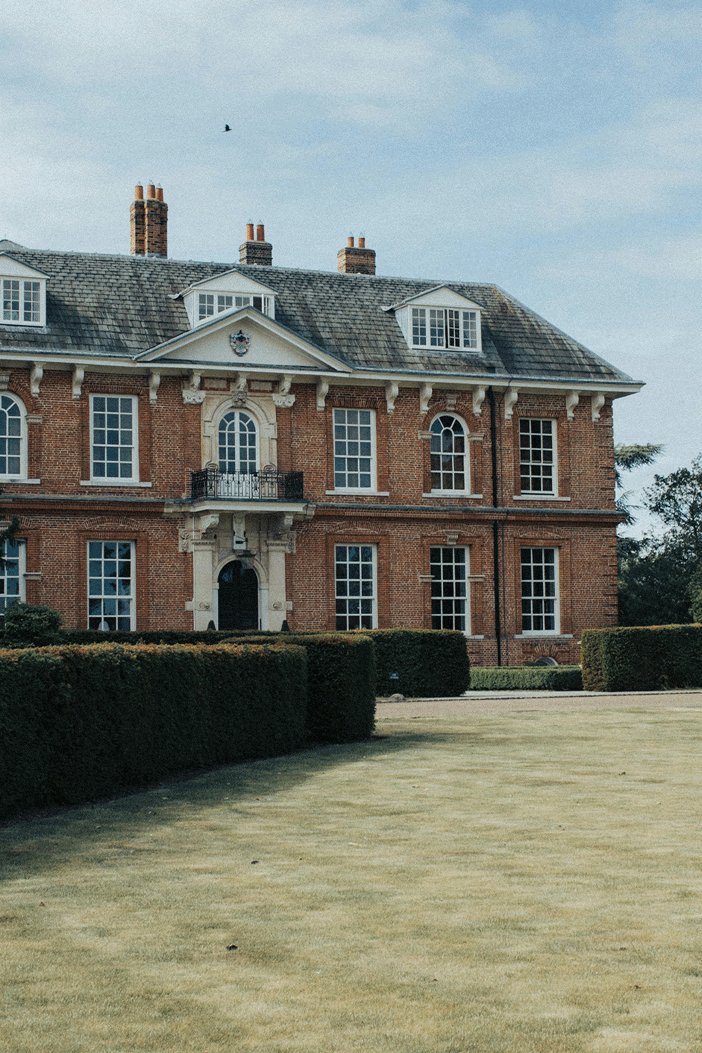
[617,452,702,626]
[614,442,662,525]
[645,454,702,560]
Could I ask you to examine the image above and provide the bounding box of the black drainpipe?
[487,387,502,666]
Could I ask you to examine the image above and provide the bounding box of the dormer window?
[181,270,276,329]
[411,307,478,350]
[389,286,482,355]
[197,292,272,322]
[0,256,47,328]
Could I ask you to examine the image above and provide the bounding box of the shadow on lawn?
[0,725,481,875]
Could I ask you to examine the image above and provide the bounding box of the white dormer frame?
[178,270,276,329]
[0,255,48,328]
[389,286,483,355]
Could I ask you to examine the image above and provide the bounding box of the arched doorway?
[218,560,259,630]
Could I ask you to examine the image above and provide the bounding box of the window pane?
[87,540,135,630]
[430,415,468,492]
[0,539,25,613]
[333,409,375,490]
[335,544,376,630]
[92,396,136,481]
[519,419,555,494]
[521,547,558,633]
[430,547,469,631]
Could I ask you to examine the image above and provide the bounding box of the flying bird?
[223,124,231,132]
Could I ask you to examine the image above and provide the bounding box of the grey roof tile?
[0,248,636,385]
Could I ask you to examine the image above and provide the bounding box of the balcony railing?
[191,468,304,502]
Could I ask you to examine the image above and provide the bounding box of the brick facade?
[0,207,639,664]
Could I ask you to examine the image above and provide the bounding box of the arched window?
[430,414,467,493]
[0,394,25,479]
[218,411,258,475]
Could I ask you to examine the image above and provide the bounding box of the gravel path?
[375,689,702,719]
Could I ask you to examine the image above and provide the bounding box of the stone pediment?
[137,306,349,373]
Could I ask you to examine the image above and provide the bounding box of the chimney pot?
[134,184,144,200]
[337,234,376,275]
[240,222,272,266]
[146,183,156,199]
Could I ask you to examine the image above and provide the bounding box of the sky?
[1,0,700,537]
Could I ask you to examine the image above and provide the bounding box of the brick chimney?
[337,235,375,275]
[131,183,168,256]
[239,222,272,266]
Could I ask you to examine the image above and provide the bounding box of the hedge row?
[362,629,470,698]
[45,626,470,699]
[230,633,376,743]
[581,624,702,691]
[469,665,583,692]
[0,642,308,820]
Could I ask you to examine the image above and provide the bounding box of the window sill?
[514,633,573,640]
[81,480,152,488]
[423,493,484,499]
[0,478,41,485]
[326,490,389,496]
[513,494,570,502]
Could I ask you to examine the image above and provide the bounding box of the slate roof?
[0,246,637,386]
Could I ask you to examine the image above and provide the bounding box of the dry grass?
[3,708,702,1052]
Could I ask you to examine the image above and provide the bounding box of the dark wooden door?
[218,561,259,630]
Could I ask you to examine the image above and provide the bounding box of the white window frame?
[430,546,470,633]
[521,547,560,634]
[430,414,469,494]
[90,395,139,484]
[335,544,377,630]
[197,291,272,322]
[519,418,557,496]
[218,409,259,475]
[0,538,26,615]
[1,278,44,326]
[87,540,136,631]
[0,393,27,480]
[333,408,376,492]
[411,306,479,350]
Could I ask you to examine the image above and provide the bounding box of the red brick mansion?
[0,185,641,665]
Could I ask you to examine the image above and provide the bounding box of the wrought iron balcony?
[190,467,304,502]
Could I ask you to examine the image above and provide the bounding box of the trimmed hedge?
[226,633,376,743]
[363,629,470,698]
[469,665,583,692]
[581,624,702,691]
[0,642,307,820]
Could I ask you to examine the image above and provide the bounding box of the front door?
[218,561,259,630]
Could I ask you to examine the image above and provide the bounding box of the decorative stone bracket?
[591,392,606,420]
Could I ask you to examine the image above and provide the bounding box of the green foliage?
[690,563,702,623]
[2,603,64,646]
[614,443,662,525]
[226,632,376,743]
[645,454,702,559]
[582,625,702,691]
[0,642,308,820]
[469,665,582,691]
[56,628,247,646]
[618,537,695,626]
[365,629,470,698]
[617,452,702,626]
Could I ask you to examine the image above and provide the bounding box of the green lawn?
[2,708,702,1052]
